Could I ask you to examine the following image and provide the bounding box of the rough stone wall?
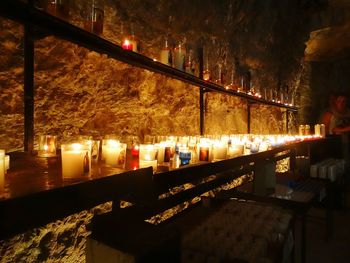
[0,202,112,263]
[0,0,315,150]
[0,18,24,151]
[0,0,317,262]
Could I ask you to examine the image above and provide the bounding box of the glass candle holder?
[101,138,118,161]
[179,148,191,166]
[139,144,158,172]
[0,150,5,193]
[174,42,186,71]
[212,141,227,161]
[83,139,100,163]
[46,0,70,20]
[5,155,10,173]
[227,144,244,158]
[38,135,57,157]
[103,140,126,168]
[61,143,91,179]
[84,0,104,35]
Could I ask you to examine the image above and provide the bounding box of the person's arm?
[332,125,350,134]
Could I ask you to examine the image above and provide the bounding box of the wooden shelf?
[0,138,331,239]
[0,0,298,112]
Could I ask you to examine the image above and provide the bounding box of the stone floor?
[304,185,350,263]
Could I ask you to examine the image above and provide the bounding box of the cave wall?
[0,0,316,262]
[0,0,315,151]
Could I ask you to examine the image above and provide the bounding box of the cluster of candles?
[30,132,323,180]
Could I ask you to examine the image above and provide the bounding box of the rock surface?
[0,0,324,262]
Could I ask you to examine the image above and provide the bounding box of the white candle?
[174,44,185,70]
[212,141,227,161]
[139,144,157,161]
[139,159,157,173]
[61,143,90,179]
[104,141,126,168]
[0,150,5,193]
[156,142,166,164]
[5,155,10,172]
[228,145,244,158]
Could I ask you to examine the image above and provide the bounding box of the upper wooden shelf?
[0,0,298,112]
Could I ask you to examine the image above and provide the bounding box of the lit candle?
[131,145,139,157]
[5,155,10,172]
[179,148,191,166]
[155,142,166,164]
[139,144,158,172]
[122,39,133,50]
[212,141,227,161]
[38,135,57,157]
[61,143,91,179]
[174,43,186,71]
[198,143,211,162]
[139,159,157,172]
[104,140,127,169]
[0,150,5,193]
[228,144,244,158]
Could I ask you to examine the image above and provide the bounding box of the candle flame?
[72,143,82,151]
[44,144,48,151]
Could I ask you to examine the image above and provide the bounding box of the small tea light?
[38,135,57,157]
[179,148,191,166]
[0,150,5,193]
[61,143,91,179]
[121,39,133,50]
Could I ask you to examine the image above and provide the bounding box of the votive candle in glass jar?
[5,155,10,173]
[61,143,91,179]
[139,144,157,172]
[38,135,57,157]
[179,148,191,166]
[0,150,5,193]
[104,140,127,169]
[46,0,70,20]
[84,0,104,35]
[212,141,227,161]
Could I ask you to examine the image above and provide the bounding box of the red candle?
[122,39,133,50]
[131,145,139,157]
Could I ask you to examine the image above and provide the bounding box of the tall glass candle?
[212,141,227,161]
[139,144,157,172]
[174,42,186,71]
[38,135,57,157]
[104,140,126,168]
[5,155,10,173]
[0,150,5,193]
[61,143,91,179]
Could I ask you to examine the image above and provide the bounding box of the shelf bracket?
[24,15,35,152]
